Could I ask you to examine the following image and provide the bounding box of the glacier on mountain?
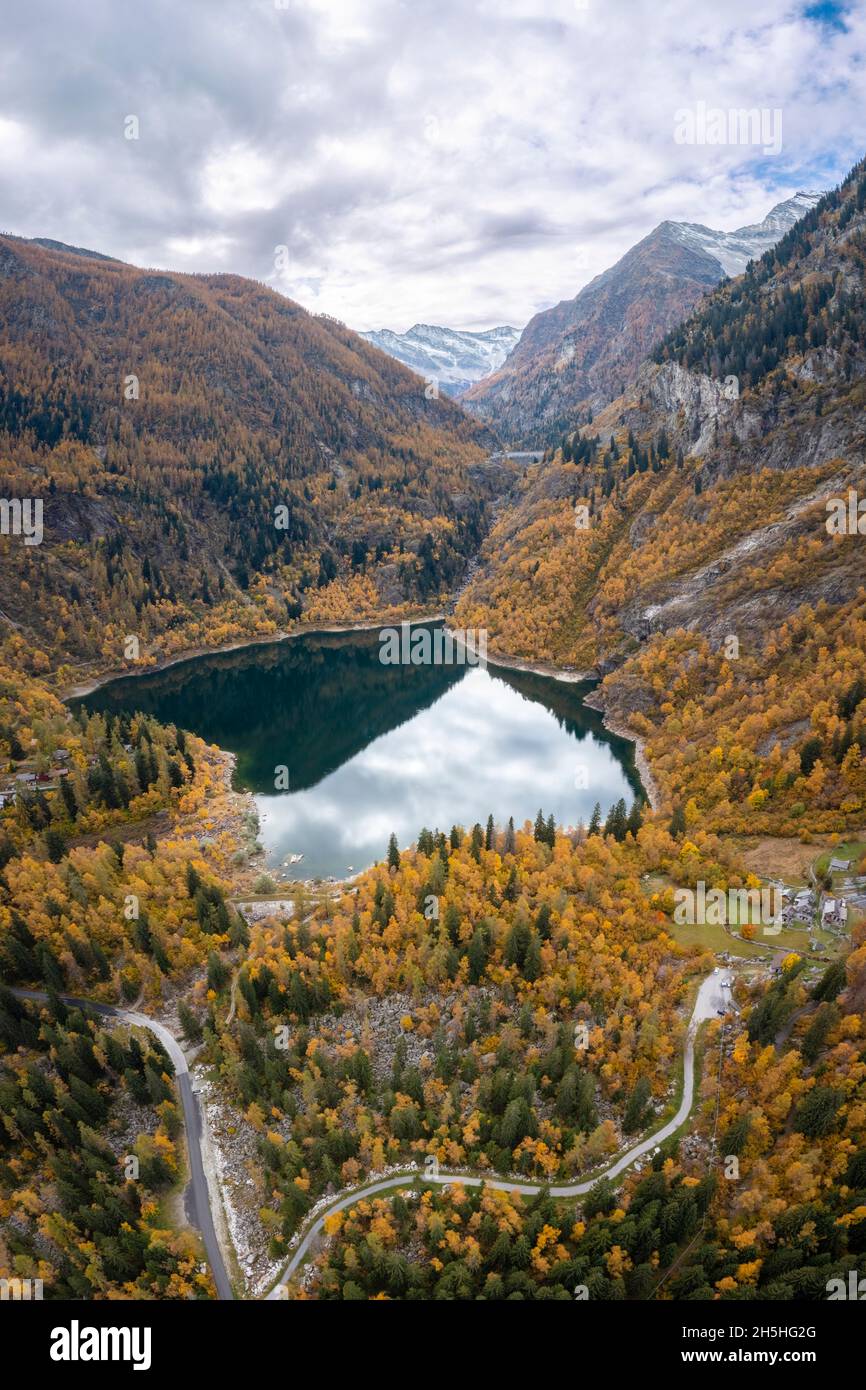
[360,323,520,395]
[666,192,823,278]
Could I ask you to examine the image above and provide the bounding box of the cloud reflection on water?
[258,666,634,879]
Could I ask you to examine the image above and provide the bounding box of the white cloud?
[201,143,281,214]
[0,0,863,332]
[165,232,236,264]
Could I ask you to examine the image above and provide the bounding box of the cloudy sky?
[0,0,864,333]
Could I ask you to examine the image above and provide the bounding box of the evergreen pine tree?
[504,816,516,855]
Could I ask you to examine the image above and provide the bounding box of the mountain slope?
[0,236,503,675]
[463,193,822,445]
[359,323,520,396]
[456,160,866,834]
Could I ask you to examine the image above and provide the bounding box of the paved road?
[11,988,234,1301]
[267,969,733,1297]
[12,968,731,1303]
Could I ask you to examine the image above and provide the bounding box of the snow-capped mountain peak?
[666,191,823,278]
[360,322,521,395]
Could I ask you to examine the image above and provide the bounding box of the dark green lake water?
[72,624,643,880]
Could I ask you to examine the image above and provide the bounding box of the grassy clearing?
[815,840,866,876]
[667,919,766,956]
[822,938,850,959]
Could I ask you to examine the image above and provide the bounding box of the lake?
[72,624,643,881]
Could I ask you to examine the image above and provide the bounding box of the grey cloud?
[0,0,862,329]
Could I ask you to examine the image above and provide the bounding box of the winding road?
[12,968,732,1302]
[10,988,234,1301]
[265,968,733,1297]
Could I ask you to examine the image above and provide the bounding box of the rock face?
[454,161,866,721]
[635,357,861,471]
[360,323,520,396]
[463,194,822,446]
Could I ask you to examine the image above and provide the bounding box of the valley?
[2,142,865,1316]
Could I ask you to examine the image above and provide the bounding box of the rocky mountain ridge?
[462,193,823,446]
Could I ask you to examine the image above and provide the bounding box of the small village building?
[822,897,850,928]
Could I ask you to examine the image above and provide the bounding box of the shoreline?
[61,613,447,700]
[582,691,661,813]
[485,648,598,683]
[61,616,600,702]
[485,649,661,811]
[59,613,657,814]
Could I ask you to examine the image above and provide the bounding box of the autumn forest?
[1,103,866,1334]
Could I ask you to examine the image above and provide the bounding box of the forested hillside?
[1,163,865,1306]
[273,835,866,1302]
[0,235,499,677]
[462,194,820,447]
[0,990,214,1299]
[457,156,866,835]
